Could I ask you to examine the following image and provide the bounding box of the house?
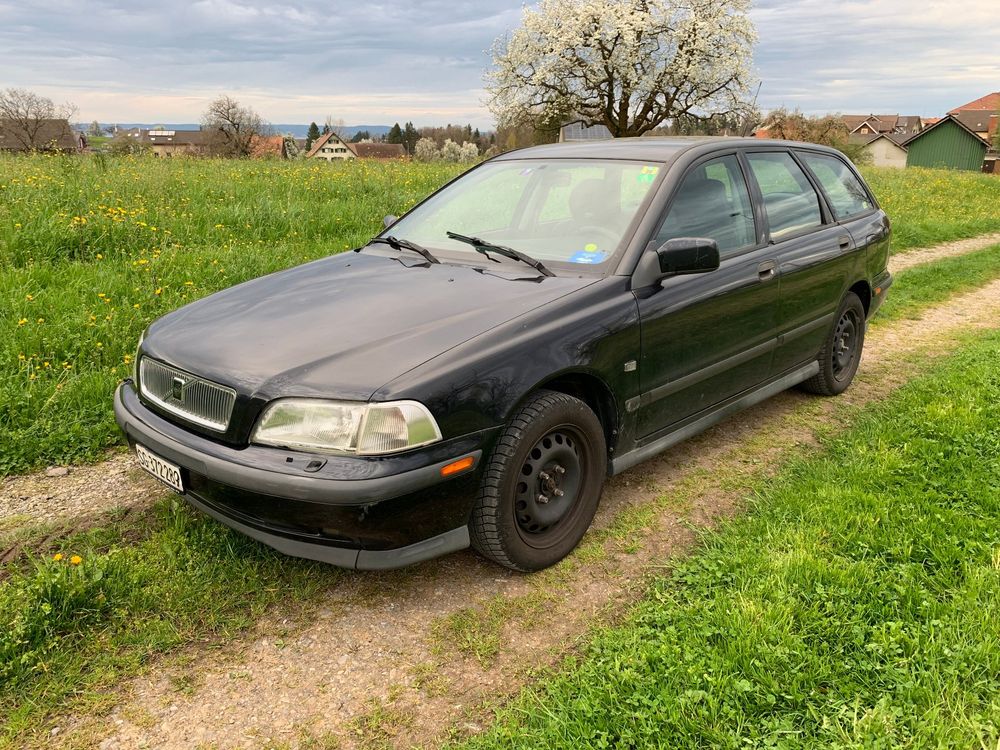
[850,132,908,168]
[902,115,988,171]
[559,121,612,142]
[249,134,287,159]
[948,92,1000,115]
[844,114,923,137]
[351,142,404,159]
[0,118,83,152]
[306,131,356,160]
[140,129,211,157]
[946,92,999,148]
[306,133,406,160]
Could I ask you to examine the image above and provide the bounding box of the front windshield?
[383,159,662,270]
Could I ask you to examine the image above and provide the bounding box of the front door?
[634,153,779,439]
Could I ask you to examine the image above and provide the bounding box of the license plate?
[135,443,184,493]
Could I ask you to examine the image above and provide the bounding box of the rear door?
[796,150,889,287]
[743,150,857,374]
[634,153,779,438]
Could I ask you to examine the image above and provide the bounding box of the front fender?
[372,278,641,449]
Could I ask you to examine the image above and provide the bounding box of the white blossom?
[486,0,757,137]
[414,137,440,162]
[459,141,480,162]
[440,139,463,162]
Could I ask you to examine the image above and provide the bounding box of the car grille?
[138,357,237,432]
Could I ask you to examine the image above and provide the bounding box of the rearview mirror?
[383,215,397,229]
[656,238,720,277]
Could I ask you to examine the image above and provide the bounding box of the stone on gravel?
[45,466,69,478]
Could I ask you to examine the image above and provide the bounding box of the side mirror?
[656,237,720,277]
[383,215,397,229]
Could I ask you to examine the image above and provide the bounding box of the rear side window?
[746,152,823,241]
[798,152,874,220]
[655,154,756,257]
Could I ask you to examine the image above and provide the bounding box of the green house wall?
[906,120,988,171]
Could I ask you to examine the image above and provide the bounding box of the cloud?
[0,0,996,126]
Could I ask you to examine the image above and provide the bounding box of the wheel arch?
[511,369,620,465]
[849,279,872,316]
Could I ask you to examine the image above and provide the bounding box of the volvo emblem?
[171,376,187,402]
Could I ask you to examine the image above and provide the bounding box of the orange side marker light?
[441,456,475,477]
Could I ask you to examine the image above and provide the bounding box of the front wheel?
[799,291,866,396]
[469,390,606,572]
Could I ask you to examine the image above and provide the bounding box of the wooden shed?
[902,115,988,171]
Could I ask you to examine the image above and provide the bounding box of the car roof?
[492,137,847,165]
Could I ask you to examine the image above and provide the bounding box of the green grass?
[0,496,342,746]
[875,243,1000,324]
[461,329,1000,749]
[861,166,1000,252]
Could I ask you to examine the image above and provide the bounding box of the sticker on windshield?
[569,245,608,264]
[637,166,660,183]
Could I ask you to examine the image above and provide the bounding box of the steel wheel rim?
[513,425,587,548]
[832,309,859,380]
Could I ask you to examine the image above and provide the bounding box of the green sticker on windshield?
[637,166,659,183]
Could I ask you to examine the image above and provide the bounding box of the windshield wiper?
[366,236,439,264]
[446,231,555,277]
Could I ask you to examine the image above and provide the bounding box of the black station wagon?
[114,138,892,571]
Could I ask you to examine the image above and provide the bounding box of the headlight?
[251,399,442,456]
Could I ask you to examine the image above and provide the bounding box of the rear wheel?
[799,291,866,396]
[469,390,606,572]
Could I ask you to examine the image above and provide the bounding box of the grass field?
[1,155,999,476]
[463,328,1000,749]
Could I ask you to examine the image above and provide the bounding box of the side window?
[746,152,823,241]
[654,155,756,257]
[798,152,874,220]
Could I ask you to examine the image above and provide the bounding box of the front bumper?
[114,381,497,569]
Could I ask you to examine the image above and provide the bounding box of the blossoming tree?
[486,0,756,138]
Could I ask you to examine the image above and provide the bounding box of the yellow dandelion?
[17,318,28,326]
[70,555,82,565]
[53,553,63,561]
[25,294,33,301]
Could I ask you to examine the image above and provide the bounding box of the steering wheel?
[575,225,620,248]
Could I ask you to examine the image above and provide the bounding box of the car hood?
[142,251,596,401]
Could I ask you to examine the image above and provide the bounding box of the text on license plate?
[135,443,184,493]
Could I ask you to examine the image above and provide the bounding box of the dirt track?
[31,257,1000,748]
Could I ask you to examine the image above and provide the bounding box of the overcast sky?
[1,0,997,127]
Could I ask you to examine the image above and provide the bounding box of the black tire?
[469,390,606,572]
[799,291,866,396]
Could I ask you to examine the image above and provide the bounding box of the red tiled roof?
[948,92,1000,114]
[249,134,286,158]
[0,118,80,151]
[352,142,405,159]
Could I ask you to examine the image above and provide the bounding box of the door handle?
[757,260,777,281]
[838,235,852,250]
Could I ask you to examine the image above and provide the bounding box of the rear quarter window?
[798,152,875,220]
